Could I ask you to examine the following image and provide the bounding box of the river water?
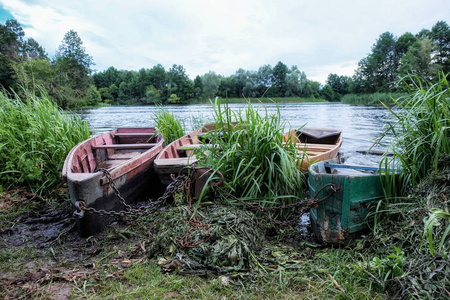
[79,102,392,165]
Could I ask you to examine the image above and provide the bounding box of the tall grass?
[376,74,450,198]
[0,89,90,193]
[153,107,185,145]
[197,98,305,217]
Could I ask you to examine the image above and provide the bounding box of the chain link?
[74,168,191,218]
[73,166,338,241]
[213,183,338,226]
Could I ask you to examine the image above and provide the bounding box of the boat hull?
[283,128,342,173]
[308,158,386,244]
[154,124,221,186]
[62,128,163,237]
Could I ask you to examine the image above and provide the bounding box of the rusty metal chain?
[174,166,216,249]
[213,183,338,226]
[73,168,190,218]
[73,165,338,245]
[98,168,132,210]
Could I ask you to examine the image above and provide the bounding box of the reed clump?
[361,74,450,298]
[0,90,89,193]
[153,107,185,145]
[197,98,305,217]
[377,74,450,197]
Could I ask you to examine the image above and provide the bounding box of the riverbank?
[1,162,448,299]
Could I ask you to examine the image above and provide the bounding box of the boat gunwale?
[62,128,163,184]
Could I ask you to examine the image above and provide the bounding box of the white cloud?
[1,0,449,83]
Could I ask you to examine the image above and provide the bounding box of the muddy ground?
[0,190,157,299]
[0,189,316,299]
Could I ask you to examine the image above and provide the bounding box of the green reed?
[153,107,185,145]
[197,98,305,217]
[0,89,89,193]
[376,74,450,198]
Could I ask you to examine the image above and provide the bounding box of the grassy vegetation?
[0,89,90,194]
[197,98,305,215]
[341,92,406,105]
[376,74,450,196]
[153,106,185,144]
[190,96,328,104]
[2,78,450,299]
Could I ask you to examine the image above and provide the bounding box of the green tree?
[285,65,301,96]
[109,83,119,102]
[118,81,129,104]
[431,20,450,73]
[321,84,335,101]
[52,30,95,107]
[326,73,350,100]
[57,30,94,73]
[167,64,194,103]
[396,32,417,57]
[398,38,441,81]
[355,32,399,92]
[22,37,47,60]
[256,64,273,96]
[14,58,53,93]
[87,85,102,106]
[217,75,237,98]
[193,75,203,98]
[272,61,288,96]
[202,71,221,99]
[0,19,24,89]
[145,85,162,104]
[98,87,113,103]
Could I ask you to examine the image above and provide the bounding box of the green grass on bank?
[190,97,328,104]
[0,90,90,194]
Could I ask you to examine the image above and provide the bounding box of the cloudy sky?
[0,0,449,83]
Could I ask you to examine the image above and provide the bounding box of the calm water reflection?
[79,103,392,165]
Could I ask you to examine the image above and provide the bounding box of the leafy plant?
[153,106,185,145]
[424,208,450,256]
[375,73,450,199]
[0,89,90,193]
[197,98,305,218]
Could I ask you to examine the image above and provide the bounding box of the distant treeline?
[0,19,449,108]
[91,63,327,105]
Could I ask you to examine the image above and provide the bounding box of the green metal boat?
[308,158,387,244]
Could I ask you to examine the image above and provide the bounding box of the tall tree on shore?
[53,30,94,107]
[202,71,220,99]
[355,32,399,92]
[431,21,450,73]
[272,61,288,96]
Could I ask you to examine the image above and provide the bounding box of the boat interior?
[70,128,162,173]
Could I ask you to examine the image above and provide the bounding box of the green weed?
[197,98,305,217]
[153,106,185,145]
[0,89,90,193]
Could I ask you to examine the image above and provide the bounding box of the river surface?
[79,102,392,165]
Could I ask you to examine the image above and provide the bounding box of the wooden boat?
[62,128,163,237]
[154,124,218,186]
[308,157,387,244]
[283,127,343,172]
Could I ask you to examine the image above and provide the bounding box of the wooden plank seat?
[92,143,157,150]
[154,156,199,175]
[113,133,155,138]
